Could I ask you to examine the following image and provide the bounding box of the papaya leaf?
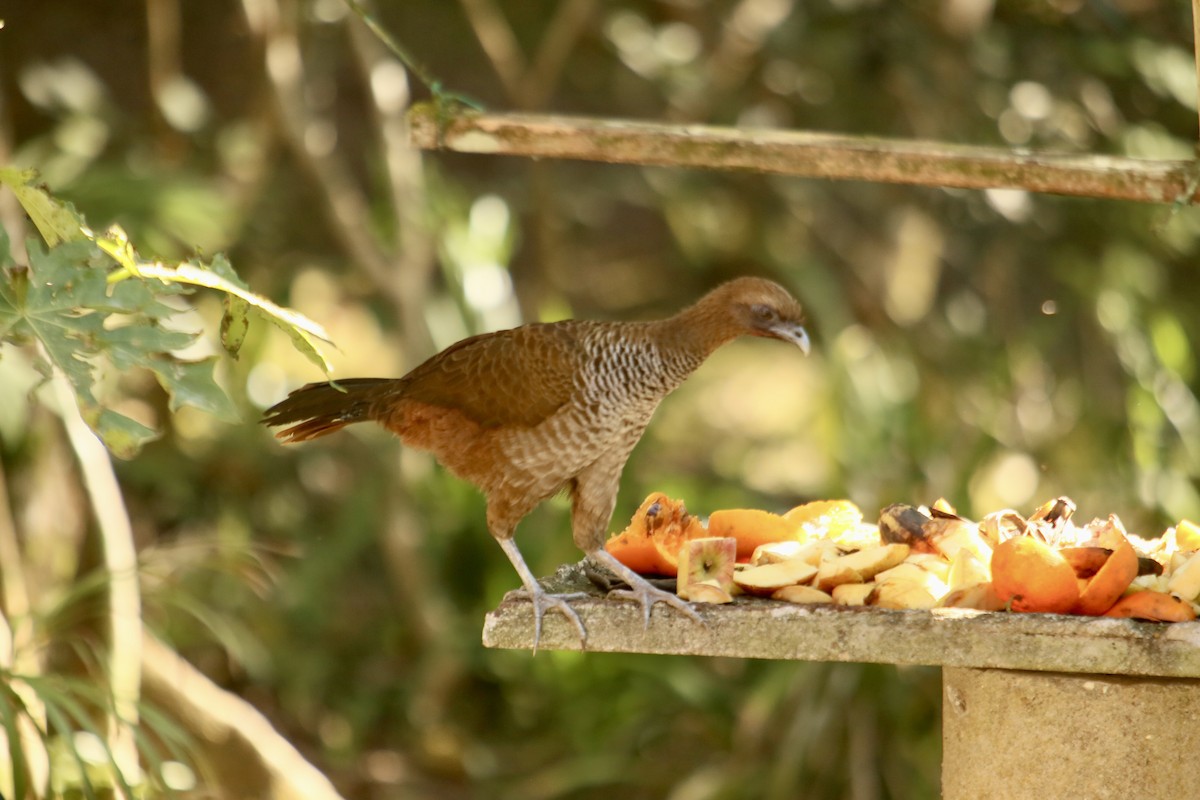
[147,356,239,421]
[1,170,336,456]
[83,405,159,461]
[0,166,87,247]
[221,293,251,358]
[97,234,335,373]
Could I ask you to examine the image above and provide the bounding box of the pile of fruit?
[604,493,1200,622]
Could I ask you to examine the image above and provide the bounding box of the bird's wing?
[396,322,590,428]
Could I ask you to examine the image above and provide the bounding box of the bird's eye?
[750,304,773,320]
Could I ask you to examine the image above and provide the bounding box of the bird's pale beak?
[774,323,811,356]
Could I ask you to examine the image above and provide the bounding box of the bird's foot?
[507,586,589,653]
[607,582,704,629]
[588,549,705,629]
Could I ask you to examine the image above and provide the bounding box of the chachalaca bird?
[262,277,810,647]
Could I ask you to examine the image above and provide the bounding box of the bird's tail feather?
[262,378,395,442]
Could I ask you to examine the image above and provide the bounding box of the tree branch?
[408,110,1200,205]
[140,631,347,800]
[49,370,140,793]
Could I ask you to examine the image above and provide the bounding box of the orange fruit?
[1105,591,1197,622]
[1073,533,1138,616]
[991,535,1080,613]
[605,493,704,576]
[708,509,797,561]
[784,499,864,540]
[604,528,663,574]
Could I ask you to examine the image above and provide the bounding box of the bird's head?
[717,277,811,355]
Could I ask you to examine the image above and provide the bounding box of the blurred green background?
[1,0,1198,797]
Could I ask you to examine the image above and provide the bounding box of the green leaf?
[0,267,26,341]
[79,403,160,459]
[0,184,335,457]
[0,681,35,800]
[99,324,197,372]
[221,293,251,358]
[0,166,87,247]
[148,356,239,421]
[102,253,336,373]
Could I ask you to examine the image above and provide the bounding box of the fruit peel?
[1104,590,1197,622]
[991,535,1080,614]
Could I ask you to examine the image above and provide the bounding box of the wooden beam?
[409,106,1199,205]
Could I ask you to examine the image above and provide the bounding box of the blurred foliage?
[1,0,1199,798]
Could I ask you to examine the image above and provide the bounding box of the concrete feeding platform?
[484,562,1200,799]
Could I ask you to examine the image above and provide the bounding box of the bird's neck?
[647,298,743,380]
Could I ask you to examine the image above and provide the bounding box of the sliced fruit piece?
[814,551,863,592]
[605,492,704,575]
[869,581,938,610]
[709,508,797,560]
[676,537,737,598]
[1104,590,1197,622]
[947,549,991,593]
[991,535,1080,614]
[925,519,993,564]
[931,497,957,515]
[940,582,1006,611]
[783,499,864,540]
[831,583,875,606]
[831,524,885,551]
[604,528,664,575]
[1130,573,1171,594]
[1175,520,1200,552]
[903,552,952,582]
[1166,551,1200,603]
[751,539,836,567]
[771,585,834,604]
[1075,532,1138,616]
[837,544,911,580]
[683,580,734,604]
[732,559,819,596]
[876,561,949,596]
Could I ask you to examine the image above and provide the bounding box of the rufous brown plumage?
[263,277,810,647]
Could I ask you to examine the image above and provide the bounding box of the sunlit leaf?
[0,186,334,456]
[0,167,87,247]
[84,406,159,460]
[102,255,336,373]
[221,293,251,358]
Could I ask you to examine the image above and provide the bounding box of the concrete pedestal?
[484,562,1200,798]
[942,667,1200,800]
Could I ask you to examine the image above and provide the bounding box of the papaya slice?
[709,508,797,561]
[605,493,703,576]
[1104,590,1197,622]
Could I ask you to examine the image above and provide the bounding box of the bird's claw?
[509,587,589,653]
[607,583,705,629]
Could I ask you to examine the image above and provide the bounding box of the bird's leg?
[569,466,703,629]
[587,548,704,628]
[496,537,588,652]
